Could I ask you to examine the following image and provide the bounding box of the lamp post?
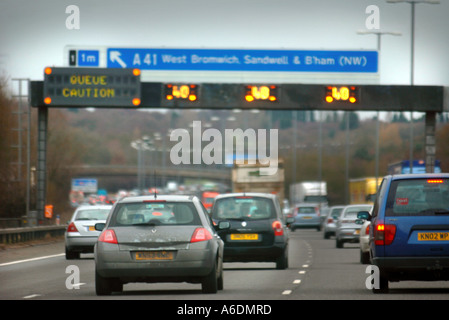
[386,0,440,173]
[131,136,153,193]
[357,29,402,189]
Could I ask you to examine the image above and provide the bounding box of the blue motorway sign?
[71,178,98,193]
[78,50,100,67]
[107,48,378,73]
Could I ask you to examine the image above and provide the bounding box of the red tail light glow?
[67,222,78,233]
[374,224,396,245]
[272,220,284,236]
[427,179,443,184]
[190,228,213,243]
[365,224,370,235]
[98,229,118,244]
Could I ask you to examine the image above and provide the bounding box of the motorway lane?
[0,232,311,300]
[1,230,449,300]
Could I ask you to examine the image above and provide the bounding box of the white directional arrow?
[109,50,127,68]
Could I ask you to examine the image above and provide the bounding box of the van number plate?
[418,232,449,241]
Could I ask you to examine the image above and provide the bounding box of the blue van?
[358,174,449,293]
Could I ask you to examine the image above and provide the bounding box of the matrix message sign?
[43,67,141,107]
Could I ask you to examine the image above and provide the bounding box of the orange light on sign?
[164,84,199,102]
[325,86,358,104]
[132,98,141,106]
[245,85,278,102]
[133,68,141,76]
[44,97,52,104]
[44,67,52,75]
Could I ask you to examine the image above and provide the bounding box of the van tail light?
[272,220,284,236]
[374,224,396,245]
[191,228,213,243]
[98,229,118,244]
[315,207,320,217]
[67,222,78,233]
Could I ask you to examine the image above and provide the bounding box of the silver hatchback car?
[335,204,373,248]
[65,205,112,259]
[94,195,227,295]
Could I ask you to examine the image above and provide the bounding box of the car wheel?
[372,274,389,294]
[276,247,288,270]
[202,259,218,294]
[360,249,370,264]
[324,232,330,239]
[336,238,343,248]
[95,269,122,296]
[65,247,79,260]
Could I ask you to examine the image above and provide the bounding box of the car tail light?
[365,224,370,235]
[374,224,396,245]
[272,220,284,236]
[67,222,78,233]
[190,228,213,243]
[327,217,334,224]
[98,229,118,244]
[315,207,320,217]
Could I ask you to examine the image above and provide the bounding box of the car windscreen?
[75,208,110,220]
[212,196,276,221]
[108,201,202,226]
[386,178,449,216]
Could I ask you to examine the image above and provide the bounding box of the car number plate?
[230,234,259,240]
[88,226,96,231]
[302,216,313,219]
[134,251,174,260]
[418,232,449,241]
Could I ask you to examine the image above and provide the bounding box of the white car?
[65,205,112,259]
[359,218,371,264]
[335,204,372,248]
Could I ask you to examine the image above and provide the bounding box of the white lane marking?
[23,294,42,299]
[282,290,292,295]
[0,253,65,267]
[293,279,302,284]
[298,270,306,274]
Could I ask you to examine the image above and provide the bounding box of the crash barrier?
[0,225,66,245]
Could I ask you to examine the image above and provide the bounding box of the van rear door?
[383,178,449,257]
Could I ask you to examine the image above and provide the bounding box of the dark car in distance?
[210,193,293,270]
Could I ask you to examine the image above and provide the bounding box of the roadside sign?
[45,205,53,219]
[43,67,141,107]
[106,48,378,73]
[72,178,98,193]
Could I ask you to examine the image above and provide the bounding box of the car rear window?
[386,178,449,216]
[330,207,343,218]
[343,206,371,218]
[296,207,317,214]
[109,201,201,226]
[75,208,110,221]
[212,196,276,220]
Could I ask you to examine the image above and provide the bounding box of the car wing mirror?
[357,211,371,221]
[95,222,106,231]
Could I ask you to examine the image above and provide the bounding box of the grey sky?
[1,0,448,87]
